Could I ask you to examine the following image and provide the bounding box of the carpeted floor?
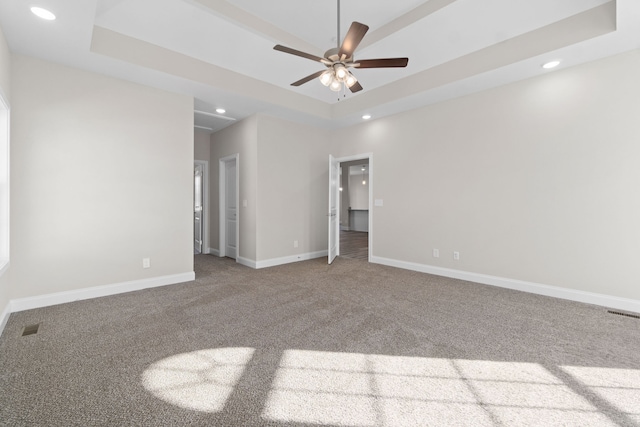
[0,255,639,426]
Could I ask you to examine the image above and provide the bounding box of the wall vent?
[607,310,640,320]
[22,324,40,336]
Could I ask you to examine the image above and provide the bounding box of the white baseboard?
[237,256,256,269]
[236,251,328,270]
[256,250,328,269]
[371,256,640,314]
[10,271,195,313]
[0,301,10,337]
[208,248,220,256]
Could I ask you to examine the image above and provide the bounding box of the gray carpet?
[1,255,639,426]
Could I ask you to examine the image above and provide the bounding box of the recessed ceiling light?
[542,60,560,69]
[216,108,226,114]
[362,114,371,120]
[31,6,56,20]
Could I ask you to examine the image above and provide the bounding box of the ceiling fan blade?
[338,22,369,59]
[354,58,409,68]
[349,81,363,93]
[274,45,326,63]
[291,70,326,87]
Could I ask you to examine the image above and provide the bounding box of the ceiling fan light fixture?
[334,64,348,82]
[319,70,333,86]
[345,73,358,88]
[272,1,408,95]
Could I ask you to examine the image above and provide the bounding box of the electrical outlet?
[143,258,151,268]
[433,249,439,258]
[453,251,460,260]
[294,240,299,248]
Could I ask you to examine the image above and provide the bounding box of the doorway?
[219,154,239,260]
[341,160,369,260]
[328,153,372,263]
[194,160,209,255]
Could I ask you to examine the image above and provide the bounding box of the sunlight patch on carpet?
[560,366,640,423]
[261,350,619,426]
[142,347,255,413]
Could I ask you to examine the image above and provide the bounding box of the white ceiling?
[1,0,639,133]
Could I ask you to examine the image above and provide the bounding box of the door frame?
[332,152,373,262]
[194,160,209,254]
[219,154,240,260]
[328,155,339,264]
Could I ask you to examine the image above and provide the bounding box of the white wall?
[210,115,258,261]
[10,55,194,300]
[331,49,640,302]
[0,21,11,325]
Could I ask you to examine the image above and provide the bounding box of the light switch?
[243,199,248,207]
[374,199,383,207]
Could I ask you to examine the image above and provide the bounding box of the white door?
[194,164,203,254]
[225,159,237,259]
[328,155,340,264]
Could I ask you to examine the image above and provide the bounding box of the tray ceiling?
[1,0,638,132]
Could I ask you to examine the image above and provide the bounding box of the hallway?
[339,231,368,261]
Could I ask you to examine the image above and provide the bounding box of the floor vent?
[607,310,640,320]
[22,324,40,336]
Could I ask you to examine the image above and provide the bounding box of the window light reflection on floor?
[140,347,633,426]
[560,366,640,424]
[261,350,618,426]
[141,347,255,413]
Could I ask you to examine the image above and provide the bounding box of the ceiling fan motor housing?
[324,48,352,63]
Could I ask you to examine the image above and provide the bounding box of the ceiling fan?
[273,0,409,94]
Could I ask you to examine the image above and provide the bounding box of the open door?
[328,155,340,264]
[194,163,203,254]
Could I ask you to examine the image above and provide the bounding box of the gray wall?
[256,115,329,261]
[210,115,258,261]
[194,129,211,162]
[0,22,9,100]
[9,55,194,299]
[209,114,328,263]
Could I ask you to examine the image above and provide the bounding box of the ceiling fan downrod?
[337,0,341,49]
